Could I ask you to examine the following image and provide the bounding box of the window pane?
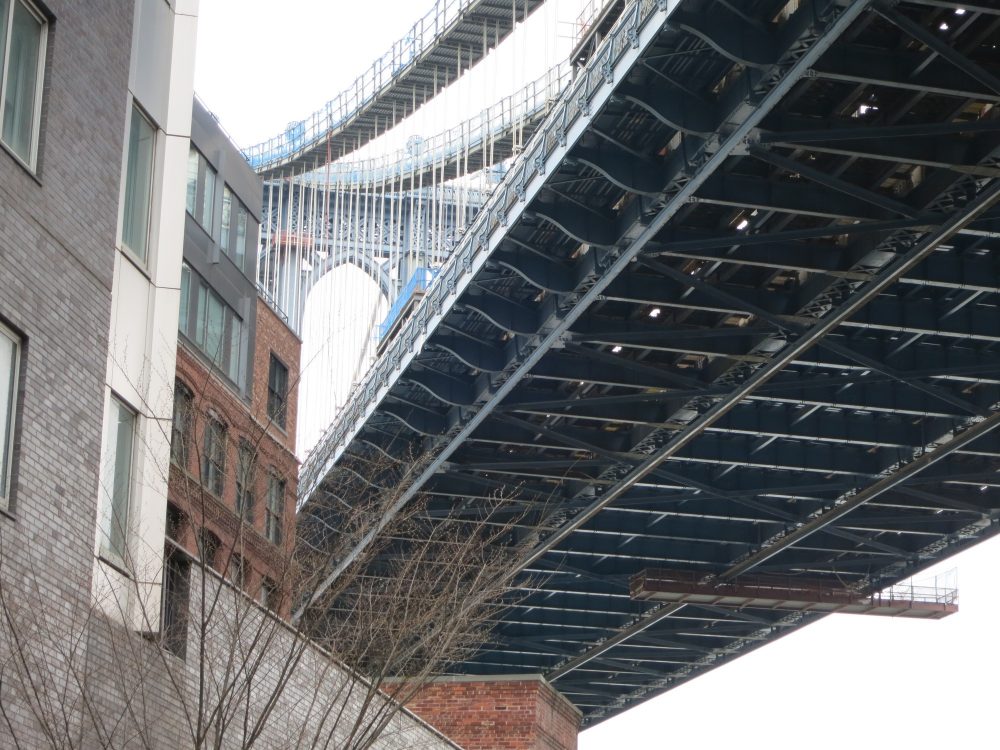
[185,148,198,216]
[205,292,224,366]
[0,328,16,504]
[0,2,9,83]
[1,1,42,164]
[236,440,254,520]
[267,355,288,427]
[101,397,135,560]
[235,208,247,271]
[201,419,225,497]
[178,264,190,334]
[122,106,154,261]
[194,284,207,347]
[227,313,241,383]
[170,381,192,467]
[266,475,283,544]
[201,162,216,232]
[220,186,232,253]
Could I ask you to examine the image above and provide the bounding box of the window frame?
[235,438,255,522]
[185,146,217,235]
[99,394,137,565]
[201,415,226,498]
[265,473,283,545]
[178,264,244,387]
[120,102,156,264]
[170,379,193,469]
[161,545,191,658]
[0,0,48,171]
[0,321,20,512]
[266,354,288,429]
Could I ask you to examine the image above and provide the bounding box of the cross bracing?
[296,0,1000,726]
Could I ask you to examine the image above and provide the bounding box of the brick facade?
[169,296,300,616]
[404,676,581,750]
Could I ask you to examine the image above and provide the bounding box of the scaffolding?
[631,569,959,620]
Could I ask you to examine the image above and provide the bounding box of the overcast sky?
[193,2,1000,746]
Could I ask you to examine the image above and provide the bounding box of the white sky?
[193,2,1000,746]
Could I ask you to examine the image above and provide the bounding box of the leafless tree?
[0,363,532,750]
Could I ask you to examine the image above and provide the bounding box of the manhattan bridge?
[247,0,1000,725]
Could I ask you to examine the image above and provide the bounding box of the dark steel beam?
[875,3,1000,96]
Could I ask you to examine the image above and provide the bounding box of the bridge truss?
[298,0,1000,726]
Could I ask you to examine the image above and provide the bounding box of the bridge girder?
[299,0,1000,726]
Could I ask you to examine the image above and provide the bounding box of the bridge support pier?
[403,675,581,750]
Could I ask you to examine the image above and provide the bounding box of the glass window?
[201,161,216,231]
[0,0,46,168]
[177,265,244,387]
[235,206,248,271]
[236,439,254,522]
[185,148,198,215]
[205,292,224,365]
[170,379,193,468]
[165,502,187,542]
[267,354,288,428]
[0,323,19,510]
[185,147,217,233]
[122,105,155,262]
[178,264,190,330]
[226,315,242,383]
[220,186,232,251]
[161,547,190,658]
[99,396,136,561]
[229,553,247,590]
[197,528,220,569]
[193,283,207,348]
[265,474,283,545]
[259,577,277,610]
[201,417,226,497]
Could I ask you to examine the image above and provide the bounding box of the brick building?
[166,98,300,620]
[0,2,452,747]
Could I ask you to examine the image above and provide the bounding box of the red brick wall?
[252,298,300,456]
[404,677,580,750]
[168,298,300,617]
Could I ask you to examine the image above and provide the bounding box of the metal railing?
[300,0,665,495]
[878,572,958,606]
[300,65,572,189]
[244,0,490,171]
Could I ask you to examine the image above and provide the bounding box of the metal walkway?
[245,0,547,177]
[299,0,1000,726]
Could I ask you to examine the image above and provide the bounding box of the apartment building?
[166,98,300,622]
[0,2,453,747]
[0,0,199,743]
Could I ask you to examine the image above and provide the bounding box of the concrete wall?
[94,0,200,630]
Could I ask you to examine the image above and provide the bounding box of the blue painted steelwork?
[378,268,439,341]
[244,0,547,176]
[294,0,1000,727]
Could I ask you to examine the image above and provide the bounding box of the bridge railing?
[298,65,573,188]
[300,0,666,498]
[243,0,483,171]
[879,572,958,606]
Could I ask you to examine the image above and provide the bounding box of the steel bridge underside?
[302,0,1000,725]
[253,0,546,178]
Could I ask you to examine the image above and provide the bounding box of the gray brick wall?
[0,1,134,745]
[0,5,458,748]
